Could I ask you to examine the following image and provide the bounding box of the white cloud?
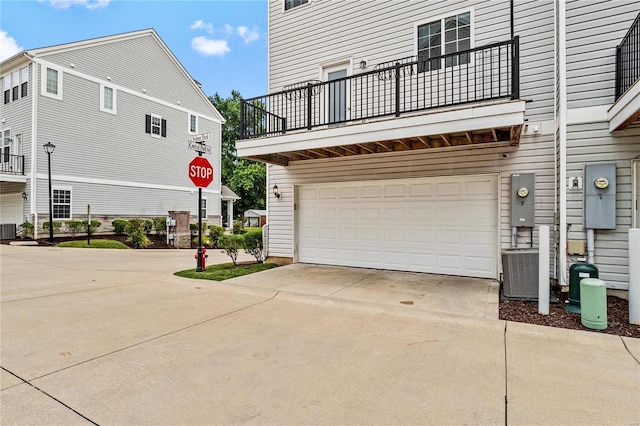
[224,24,234,35]
[191,36,230,57]
[38,0,110,10]
[0,30,23,61]
[190,19,214,34]
[237,26,259,44]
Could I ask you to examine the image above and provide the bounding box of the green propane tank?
[567,263,598,313]
[580,278,607,330]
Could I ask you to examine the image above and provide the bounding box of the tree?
[210,91,266,218]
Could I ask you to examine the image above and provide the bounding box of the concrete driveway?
[1,245,639,425]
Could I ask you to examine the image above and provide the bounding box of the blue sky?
[0,0,268,99]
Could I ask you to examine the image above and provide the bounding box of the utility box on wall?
[511,173,535,227]
[584,163,616,229]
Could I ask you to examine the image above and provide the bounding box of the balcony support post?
[240,100,245,140]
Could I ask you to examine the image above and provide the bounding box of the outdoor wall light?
[359,60,367,69]
[22,192,27,200]
[272,184,281,199]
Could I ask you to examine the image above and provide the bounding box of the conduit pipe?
[539,225,550,315]
[629,229,639,325]
[512,226,518,248]
[586,228,595,265]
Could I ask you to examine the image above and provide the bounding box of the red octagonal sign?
[188,157,214,188]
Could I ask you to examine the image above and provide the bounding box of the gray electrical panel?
[585,163,616,229]
[511,173,535,227]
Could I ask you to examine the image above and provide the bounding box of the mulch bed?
[7,234,175,249]
[499,289,640,338]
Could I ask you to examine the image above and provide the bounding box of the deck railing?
[240,37,519,140]
[0,153,25,175]
[616,12,640,100]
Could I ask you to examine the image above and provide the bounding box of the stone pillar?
[168,210,191,249]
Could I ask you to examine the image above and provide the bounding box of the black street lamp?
[43,142,56,245]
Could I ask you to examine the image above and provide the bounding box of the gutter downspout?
[29,55,38,240]
[557,0,568,286]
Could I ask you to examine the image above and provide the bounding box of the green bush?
[112,219,128,235]
[218,234,245,265]
[232,220,246,235]
[190,223,199,233]
[19,221,34,239]
[154,217,166,236]
[43,221,62,234]
[192,236,213,248]
[81,220,101,237]
[243,230,264,263]
[208,225,225,248]
[124,219,150,249]
[144,219,153,234]
[65,221,83,239]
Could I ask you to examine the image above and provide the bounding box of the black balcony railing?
[1,153,25,175]
[616,12,640,100]
[240,37,519,140]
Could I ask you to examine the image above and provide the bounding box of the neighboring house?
[236,0,639,295]
[0,29,224,239]
[221,184,241,229]
[244,209,267,227]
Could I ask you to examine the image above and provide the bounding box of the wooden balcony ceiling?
[246,124,521,166]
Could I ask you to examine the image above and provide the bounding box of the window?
[417,10,472,72]
[3,66,28,104]
[53,188,71,220]
[284,0,308,11]
[189,114,198,133]
[20,66,28,97]
[200,198,207,219]
[145,114,167,138]
[41,65,63,100]
[1,129,11,166]
[100,84,117,114]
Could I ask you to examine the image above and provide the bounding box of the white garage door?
[0,193,24,224]
[296,175,498,278]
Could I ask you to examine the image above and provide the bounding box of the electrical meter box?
[584,163,616,229]
[511,173,535,227]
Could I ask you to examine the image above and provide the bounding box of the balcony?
[0,153,25,181]
[238,38,525,166]
[610,12,640,132]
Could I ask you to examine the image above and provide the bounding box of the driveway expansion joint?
[327,269,383,297]
[1,366,99,425]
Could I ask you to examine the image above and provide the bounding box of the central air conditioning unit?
[0,223,17,240]
[502,249,539,299]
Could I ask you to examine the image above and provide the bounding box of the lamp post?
[43,142,56,245]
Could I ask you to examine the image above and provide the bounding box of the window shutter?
[161,119,167,137]
[145,114,151,134]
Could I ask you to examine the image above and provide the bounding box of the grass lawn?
[57,239,130,249]
[175,262,278,281]
[244,227,262,233]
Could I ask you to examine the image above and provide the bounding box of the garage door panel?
[297,175,498,279]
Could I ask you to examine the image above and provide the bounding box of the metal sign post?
[87,204,91,245]
[187,134,214,272]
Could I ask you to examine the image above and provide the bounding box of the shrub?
[208,225,225,248]
[19,221,34,239]
[124,219,150,249]
[81,220,101,237]
[112,219,128,235]
[192,236,213,248]
[190,223,199,233]
[43,221,62,234]
[232,220,246,235]
[154,217,166,236]
[218,234,245,265]
[243,230,264,263]
[144,219,153,234]
[65,221,83,239]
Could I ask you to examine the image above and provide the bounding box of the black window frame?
[284,0,308,11]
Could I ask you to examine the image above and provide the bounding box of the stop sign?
[188,157,214,188]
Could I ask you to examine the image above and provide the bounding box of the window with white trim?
[3,66,29,104]
[284,0,308,11]
[145,114,166,138]
[189,114,198,133]
[100,84,117,114]
[41,65,63,100]
[417,10,471,72]
[53,188,71,219]
[200,197,207,219]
